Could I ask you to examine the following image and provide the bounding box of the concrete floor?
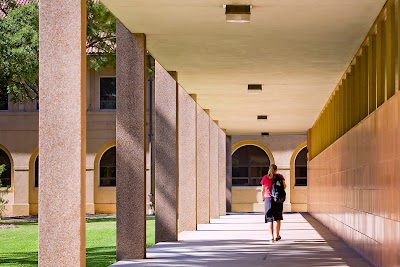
[110,213,373,267]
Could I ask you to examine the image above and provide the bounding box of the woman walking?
[261,164,286,242]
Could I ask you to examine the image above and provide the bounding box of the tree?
[86,0,116,71]
[0,2,38,102]
[0,0,116,103]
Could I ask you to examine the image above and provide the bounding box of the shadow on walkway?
[110,213,372,267]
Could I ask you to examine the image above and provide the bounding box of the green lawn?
[0,217,155,267]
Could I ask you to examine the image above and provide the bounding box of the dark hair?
[270,164,277,171]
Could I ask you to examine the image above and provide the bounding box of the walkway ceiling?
[100,0,386,135]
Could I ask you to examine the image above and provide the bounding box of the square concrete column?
[226,135,232,212]
[209,120,219,219]
[154,62,178,242]
[85,169,95,214]
[13,168,30,215]
[218,130,227,216]
[178,88,197,232]
[116,20,146,259]
[38,0,86,266]
[197,107,210,224]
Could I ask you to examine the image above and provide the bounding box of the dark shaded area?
[0,251,38,267]
[0,149,11,187]
[100,146,116,186]
[294,147,308,186]
[86,246,116,267]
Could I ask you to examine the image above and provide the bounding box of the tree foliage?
[0,164,5,177]
[0,0,116,103]
[0,2,38,102]
[87,0,116,71]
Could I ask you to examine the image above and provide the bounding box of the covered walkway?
[33,0,399,266]
[111,213,372,267]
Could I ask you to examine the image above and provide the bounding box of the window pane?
[0,86,8,111]
[249,147,270,165]
[295,147,308,186]
[295,178,307,186]
[100,77,116,110]
[232,167,248,177]
[295,166,307,178]
[250,166,269,178]
[100,146,116,187]
[232,145,270,186]
[35,156,39,187]
[232,178,249,186]
[295,147,308,165]
[232,147,249,165]
[0,149,11,187]
[249,178,262,186]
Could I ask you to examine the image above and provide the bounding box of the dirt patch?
[0,224,17,229]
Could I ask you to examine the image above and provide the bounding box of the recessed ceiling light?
[248,84,262,94]
[224,5,251,23]
[257,115,268,120]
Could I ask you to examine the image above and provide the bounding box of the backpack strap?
[272,175,283,187]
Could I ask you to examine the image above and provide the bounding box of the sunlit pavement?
[110,213,372,267]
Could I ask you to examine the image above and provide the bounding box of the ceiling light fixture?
[257,115,268,120]
[224,5,251,23]
[248,84,262,94]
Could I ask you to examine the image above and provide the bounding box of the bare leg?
[267,222,274,240]
[276,220,281,239]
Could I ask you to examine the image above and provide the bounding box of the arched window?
[34,156,39,188]
[295,147,308,186]
[232,145,270,186]
[100,146,116,186]
[0,148,11,187]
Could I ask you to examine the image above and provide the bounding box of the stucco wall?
[0,67,122,216]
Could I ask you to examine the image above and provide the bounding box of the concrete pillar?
[218,130,227,216]
[154,62,178,242]
[209,120,219,219]
[226,136,232,212]
[13,168,30,215]
[116,20,146,259]
[178,89,197,232]
[38,0,86,265]
[85,169,95,214]
[197,107,210,224]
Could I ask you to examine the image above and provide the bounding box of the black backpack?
[270,174,286,203]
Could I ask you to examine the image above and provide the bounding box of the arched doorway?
[0,146,12,188]
[231,141,274,212]
[294,147,308,186]
[94,142,116,214]
[290,142,308,211]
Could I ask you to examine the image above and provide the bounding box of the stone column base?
[86,203,95,214]
[4,204,30,216]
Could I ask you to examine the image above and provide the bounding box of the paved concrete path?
[110,213,372,267]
